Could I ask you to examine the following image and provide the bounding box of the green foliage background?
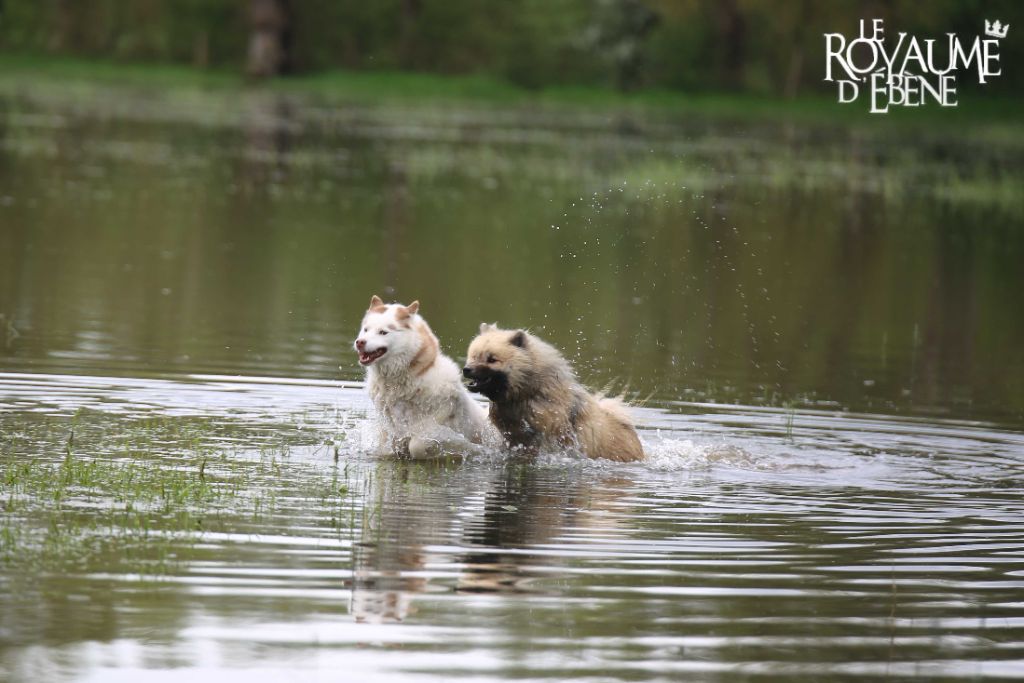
[0,0,1020,95]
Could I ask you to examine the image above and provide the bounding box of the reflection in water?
[350,459,633,623]
[0,90,1021,425]
[350,460,453,624]
[239,93,296,191]
[457,465,629,595]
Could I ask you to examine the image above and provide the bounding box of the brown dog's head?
[463,323,531,401]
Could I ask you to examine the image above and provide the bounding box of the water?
[1,83,1023,681]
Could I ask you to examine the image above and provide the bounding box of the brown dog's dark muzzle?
[463,365,508,399]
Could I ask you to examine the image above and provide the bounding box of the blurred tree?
[246,0,290,77]
[583,0,660,91]
[398,0,421,69]
[49,0,74,52]
[778,0,813,98]
[500,0,593,89]
[714,0,745,89]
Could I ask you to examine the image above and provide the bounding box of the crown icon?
[985,19,1009,39]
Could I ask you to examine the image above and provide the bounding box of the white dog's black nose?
[356,339,367,351]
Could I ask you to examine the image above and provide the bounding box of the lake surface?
[1,83,1023,681]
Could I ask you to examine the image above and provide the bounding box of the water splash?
[640,435,761,472]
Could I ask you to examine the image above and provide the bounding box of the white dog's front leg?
[407,431,488,459]
[407,436,443,459]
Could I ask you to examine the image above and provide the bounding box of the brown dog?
[463,324,644,462]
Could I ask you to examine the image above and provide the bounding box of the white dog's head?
[354,295,433,373]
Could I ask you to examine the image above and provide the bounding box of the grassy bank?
[0,53,1021,129]
[0,414,359,574]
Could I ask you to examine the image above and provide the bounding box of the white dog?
[354,295,492,457]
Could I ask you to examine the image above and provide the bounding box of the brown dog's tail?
[597,377,656,409]
[597,395,636,428]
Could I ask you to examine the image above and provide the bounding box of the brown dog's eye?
[486,354,497,364]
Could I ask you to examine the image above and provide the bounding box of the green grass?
[0,414,359,574]
[5,450,217,510]
[0,52,1020,129]
[0,53,241,90]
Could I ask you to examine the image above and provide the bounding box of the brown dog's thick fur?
[464,324,644,462]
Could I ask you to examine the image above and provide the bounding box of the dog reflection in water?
[348,461,630,623]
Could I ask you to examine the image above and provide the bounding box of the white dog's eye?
[363,327,368,332]
[379,329,388,336]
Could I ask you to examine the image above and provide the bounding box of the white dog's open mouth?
[358,348,387,365]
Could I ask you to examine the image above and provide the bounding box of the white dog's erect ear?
[479,322,496,334]
[406,300,420,316]
[369,295,385,309]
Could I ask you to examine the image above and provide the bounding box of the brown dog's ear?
[509,330,527,348]
[479,322,496,334]
[406,300,420,315]
[369,295,385,310]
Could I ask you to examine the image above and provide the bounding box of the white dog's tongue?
[359,348,386,365]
